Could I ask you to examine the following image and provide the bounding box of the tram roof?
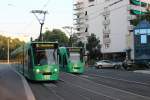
[30,41,58,44]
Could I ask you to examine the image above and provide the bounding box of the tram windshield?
[35,49,57,66]
[70,52,80,63]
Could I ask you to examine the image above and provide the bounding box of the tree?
[76,41,84,47]
[86,33,101,61]
[67,34,85,47]
[42,29,69,46]
[0,35,25,60]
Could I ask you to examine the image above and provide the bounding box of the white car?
[95,60,122,69]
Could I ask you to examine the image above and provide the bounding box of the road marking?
[87,73,150,86]
[43,83,57,88]
[9,65,36,100]
[62,72,150,100]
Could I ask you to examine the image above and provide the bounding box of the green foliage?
[42,29,69,46]
[0,35,25,60]
[69,34,79,47]
[76,41,84,47]
[86,33,101,61]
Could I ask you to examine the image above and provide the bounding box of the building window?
[85,11,87,16]
[88,0,95,2]
[77,28,80,31]
[105,43,110,48]
[141,35,147,44]
[85,27,88,32]
[103,34,109,38]
[104,16,107,20]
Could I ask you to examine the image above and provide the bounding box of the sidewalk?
[0,64,35,100]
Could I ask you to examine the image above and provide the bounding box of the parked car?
[95,60,122,69]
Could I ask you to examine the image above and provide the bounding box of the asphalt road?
[29,67,150,100]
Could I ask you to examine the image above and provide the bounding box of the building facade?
[73,0,149,60]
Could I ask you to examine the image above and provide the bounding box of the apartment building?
[73,0,149,60]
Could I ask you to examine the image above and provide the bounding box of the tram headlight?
[54,68,58,72]
[36,69,40,73]
[73,64,77,68]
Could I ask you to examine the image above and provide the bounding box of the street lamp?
[7,39,12,64]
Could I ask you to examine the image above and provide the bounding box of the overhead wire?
[21,0,51,36]
[42,0,51,10]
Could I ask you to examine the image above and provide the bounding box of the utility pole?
[7,39,9,64]
[7,39,12,64]
[31,10,48,41]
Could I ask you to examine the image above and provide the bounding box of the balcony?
[74,2,83,6]
[76,32,82,36]
[74,11,84,15]
[103,28,110,34]
[102,8,110,16]
[73,4,84,10]
[103,19,110,25]
[74,21,84,25]
[103,38,111,43]
[75,24,86,29]
[85,15,88,20]
[102,10,110,16]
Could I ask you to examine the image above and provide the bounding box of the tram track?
[82,73,150,86]
[28,80,92,100]
[28,81,62,100]
[78,73,150,98]
[28,72,150,100]
[61,72,150,100]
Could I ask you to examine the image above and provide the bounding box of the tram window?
[46,49,56,64]
[63,55,67,66]
[70,53,80,63]
[59,55,61,65]
[141,35,147,44]
[39,53,48,65]
[35,49,57,66]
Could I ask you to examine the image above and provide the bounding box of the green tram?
[58,47,85,74]
[11,42,59,81]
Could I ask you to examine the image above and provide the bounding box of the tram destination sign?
[35,43,55,49]
[68,48,81,52]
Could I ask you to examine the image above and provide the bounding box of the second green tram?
[11,42,59,81]
[58,47,85,73]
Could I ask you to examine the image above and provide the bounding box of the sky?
[0,0,73,41]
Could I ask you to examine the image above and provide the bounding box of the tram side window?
[28,49,32,67]
[59,55,61,65]
[80,54,83,62]
[63,55,67,66]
